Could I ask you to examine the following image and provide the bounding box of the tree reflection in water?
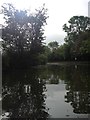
[2,69,49,119]
[65,91,90,113]
[2,63,90,118]
[65,64,90,114]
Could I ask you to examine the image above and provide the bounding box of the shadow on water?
[2,62,90,119]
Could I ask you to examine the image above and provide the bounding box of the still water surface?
[2,62,90,119]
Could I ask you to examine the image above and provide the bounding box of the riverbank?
[47,61,90,66]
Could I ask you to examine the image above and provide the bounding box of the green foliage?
[42,16,90,62]
[45,41,72,62]
[48,41,59,50]
[63,16,90,61]
[2,3,48,69]
[45,16,90,62]
[63,16,90,34]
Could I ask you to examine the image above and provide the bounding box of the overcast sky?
[0,0,89,44]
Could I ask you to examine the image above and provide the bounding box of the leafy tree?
[48,41,59,51]
[1,3,48,68]
[63,16,90,35]
[63,16,90,45]
[47,41,59,62]
[63,16,90,60]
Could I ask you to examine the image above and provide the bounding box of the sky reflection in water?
[2,63,90,119]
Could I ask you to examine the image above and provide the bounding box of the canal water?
[1,62,90,119]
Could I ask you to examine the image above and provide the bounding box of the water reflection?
[65,91,90,114]
[37,64,90,117]
[64,64,90,114]
[2,63,90,118]
[2,69,49,119]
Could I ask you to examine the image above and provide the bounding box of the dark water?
[1,62,90,119]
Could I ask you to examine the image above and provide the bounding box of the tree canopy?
[48,41,59,50]
[2,3,48,69]
[63,16,90,60]
[44,16,90,62]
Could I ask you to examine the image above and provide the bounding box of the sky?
[0,0,89,44]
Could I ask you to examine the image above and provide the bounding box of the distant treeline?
[45,16,90,62]
[1,3,90,70]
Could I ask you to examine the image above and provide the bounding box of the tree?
[47,41,59,62]
[48,41,59,51]
[1,3,48,68]
[63,16,90,60]
[63,16,90,45]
